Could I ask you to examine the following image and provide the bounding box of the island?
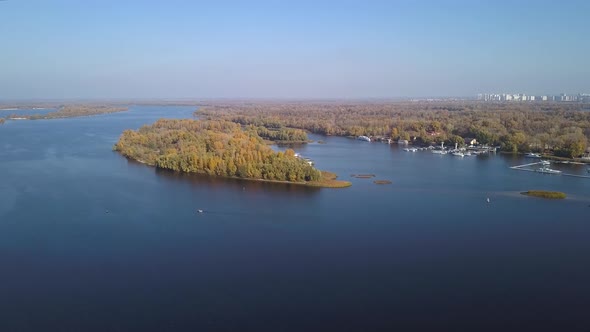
[373,180,392,185]
[26,105,128,120]
[521,190,567,199]
[1,104,128,122]
[114,119,351,188]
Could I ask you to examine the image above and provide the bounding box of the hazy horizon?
[1,0,589,99]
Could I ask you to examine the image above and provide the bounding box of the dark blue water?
[1,106,589,332]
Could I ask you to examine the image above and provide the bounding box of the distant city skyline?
[477,92,590,103]
[1,0,589,99]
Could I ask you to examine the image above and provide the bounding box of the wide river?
[1,106,589,331]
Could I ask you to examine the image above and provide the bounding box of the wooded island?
[114,119,351,188]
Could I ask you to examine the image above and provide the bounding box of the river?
[0,105,589,331]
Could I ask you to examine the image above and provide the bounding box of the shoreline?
[122,156,351,188]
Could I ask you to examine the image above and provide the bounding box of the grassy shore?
[229,170,351,188]
[306,171,352,188]
[521,190,566,199]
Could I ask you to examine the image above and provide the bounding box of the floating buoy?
[105,209,109,214]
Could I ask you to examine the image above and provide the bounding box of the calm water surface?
[1,106,589,331]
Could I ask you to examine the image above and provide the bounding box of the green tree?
[446,135,465,148]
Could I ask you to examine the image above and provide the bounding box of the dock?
[510,161,590,179]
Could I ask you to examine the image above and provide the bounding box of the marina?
[386,141,590,180]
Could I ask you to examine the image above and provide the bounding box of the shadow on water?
[153,166,322,196]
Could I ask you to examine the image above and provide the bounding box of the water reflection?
[154,166,321,196]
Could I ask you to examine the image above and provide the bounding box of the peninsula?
[114,119,351,188]
[26,105,128,119]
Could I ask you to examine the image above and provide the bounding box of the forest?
[248,125,309,143]
[196,101,590,159]
[114,119,350,187]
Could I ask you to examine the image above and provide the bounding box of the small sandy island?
[521,190,566,199]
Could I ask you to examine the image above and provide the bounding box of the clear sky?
[1,0,588,99]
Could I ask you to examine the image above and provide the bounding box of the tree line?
[196,101,590,158]
[247,125,308,143]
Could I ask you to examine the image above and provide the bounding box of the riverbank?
[123,155,350,188]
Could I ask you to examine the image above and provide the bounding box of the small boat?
[540,160,550,166]
[525,153,541,158]
[357,135,371,142]
[403,148,417,152]
[536,167,561,174]
[197,209,204,213]
[486,198,490,203]
[452,152,464,157]
[432,150,446,154]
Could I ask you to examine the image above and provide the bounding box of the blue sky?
[1,0,588,99]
